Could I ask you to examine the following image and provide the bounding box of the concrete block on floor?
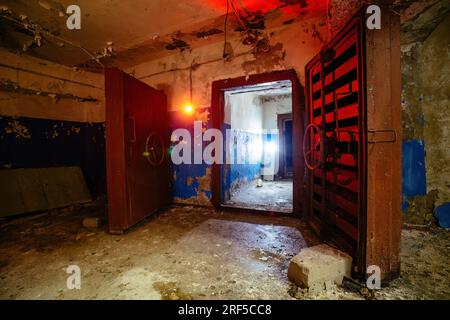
[82,217,101,229]
[288,244,352,292]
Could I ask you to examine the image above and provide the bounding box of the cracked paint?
[196,167,212,192]
[0,79,98,103]
[4,120,31,139]
[241,42,286,74]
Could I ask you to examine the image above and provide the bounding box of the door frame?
[211,69,306,216]
[277,113,293,179]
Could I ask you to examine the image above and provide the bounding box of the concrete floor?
[0,202,318,299]
[0,202,449,300]
[225,180,293,213]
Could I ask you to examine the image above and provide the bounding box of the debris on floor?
[403,189,439,226]
[0,203,449,300]
[288,244,352,293]
[225,180,293,213]
[82,217,102,229]
[341,276,375,300]
[153,281,193,300]
[256,178,263,188]
[0,204,318,299]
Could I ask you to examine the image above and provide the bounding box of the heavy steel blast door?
[105,68,169,234]
[305,19,366,273]
[304,8,402,281]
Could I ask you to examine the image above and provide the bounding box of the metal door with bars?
[304,7,402,281]
[305,16,366,275]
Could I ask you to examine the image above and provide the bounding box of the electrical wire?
[236,0,252,17]
[138,50,253,81]
[230,0,249,32]
[223,0,230,58]
[189,61,194,103]
[0,14,103,67]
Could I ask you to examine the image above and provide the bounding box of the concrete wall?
[262,94,292,130]
[0,48,104,122]
[224,92,263,197]
[225,92,264,132]
[127,12,327,205]
[0,49,106,196]
[402,14,450,208]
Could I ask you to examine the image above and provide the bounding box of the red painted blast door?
[105,68,169,234]
[305,18,366,274]
[304,6,402,282]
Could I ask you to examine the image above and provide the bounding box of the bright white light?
[265,141,277,154]
[250,138,263,163]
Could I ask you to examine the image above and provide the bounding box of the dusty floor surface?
[0,203,449,300]
[225,180,293,213]
[290,225,450,300]
[0,203,318,299]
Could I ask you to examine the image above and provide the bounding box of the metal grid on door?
[305,17,366,273]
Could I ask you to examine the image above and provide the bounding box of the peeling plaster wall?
[421,14,450,205]
[169,108,213,206]
[226,92,264,132]
[128,12,326,112]
[0,48,104,122]
[327,0,371,38]
[0,49,106,196]
[262,94,292,130]
[224,92,264,200]
[128,12,327,205]
[326,1,445,39]
[402,14,450,207]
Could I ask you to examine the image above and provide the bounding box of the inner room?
[0,0,449,302]
[222,81,294,213]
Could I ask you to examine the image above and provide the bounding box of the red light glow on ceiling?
[204,0,327,15]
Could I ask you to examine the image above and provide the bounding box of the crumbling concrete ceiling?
[0,0,327,72]
[396,0,450,44]
[328,0,448,42]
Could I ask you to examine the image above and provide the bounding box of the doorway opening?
[211,70,305,215]
[278,113,293,179]
[222,81,293,213]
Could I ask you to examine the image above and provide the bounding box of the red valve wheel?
[303,123,323,170]
[144,133,165,166]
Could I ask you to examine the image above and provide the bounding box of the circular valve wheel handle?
[303,123,323,170]
[144,133,165,166]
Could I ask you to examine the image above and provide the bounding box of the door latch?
[367,129,397,144]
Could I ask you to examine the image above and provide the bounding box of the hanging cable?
[223,0,230,59]
[230,0,249,32]
[189,62,194,104]
[236,0,252,17]
[0,13,103,67]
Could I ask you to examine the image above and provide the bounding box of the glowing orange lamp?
[183,103,195,115]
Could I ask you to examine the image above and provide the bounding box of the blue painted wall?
[169,109,212,202]
[0,116,106,197]
[402,139,427,210]
[228,129,261,186]
[169,111,262,204]
[0,114,430,209]
[221,123,262,201]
